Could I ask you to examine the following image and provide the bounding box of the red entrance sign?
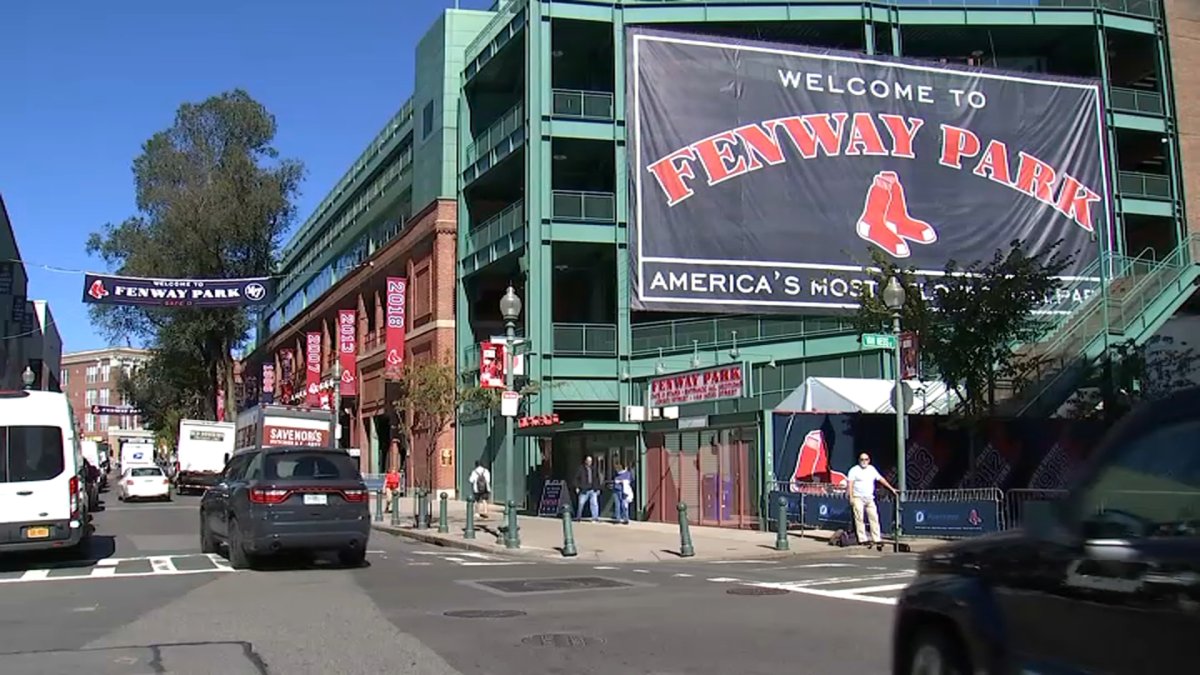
[518,414,561,429]
[648,364,746,408]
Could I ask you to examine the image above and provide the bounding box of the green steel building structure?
[454,0,1199,523]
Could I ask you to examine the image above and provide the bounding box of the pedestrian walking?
[468,461,492,519]
[574,455,602,522]
[383,466,401,513]
[612,463,633,524]
[845,452,897,550]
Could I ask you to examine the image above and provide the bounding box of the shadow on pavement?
[232,550,373,573]
[0,535,118,573]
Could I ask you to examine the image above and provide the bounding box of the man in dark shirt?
[574,455,602,522]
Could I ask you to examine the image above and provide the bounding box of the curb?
[371,523,538,558]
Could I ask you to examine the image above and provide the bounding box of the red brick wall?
[1166,0,1200,234]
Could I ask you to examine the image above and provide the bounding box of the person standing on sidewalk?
[845,452,897,550]
[612,463,633,524]
[574,455,602,522]
[468,461,492,519]
[383,467,401,513]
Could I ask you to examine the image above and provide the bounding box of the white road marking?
[749,582,900,606]
[673,573,693,578]
[593,565,618,570]
[633,569,650,574]
[840,583,910,595]
[707,577,742,583]
[709,560,778,565]
[845,554,882,559]
[459,561,530,566]
[149,556,177,573]
[795,563,856,569]
[92,567,117,577]
[0,554,236,585]
[19,569,50,581]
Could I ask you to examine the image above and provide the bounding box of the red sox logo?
[967,509,983,527]
[856,171,938,259]
[790,430,848,490]
[87,280,109,300]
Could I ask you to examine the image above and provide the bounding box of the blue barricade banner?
[767,491,804,523]
[804,495,895,534]
[901,499,1000,538]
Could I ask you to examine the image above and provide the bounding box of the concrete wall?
[1166,0,1200,234]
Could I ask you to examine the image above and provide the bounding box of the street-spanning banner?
[261,363,275,405]
[338,309,358,397]
[305,332,321,407]
[90,405,140,417]
[626,28,1111,313]
[384,277,407,378]
[82,273,273,308]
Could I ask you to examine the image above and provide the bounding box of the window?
[101,363,111,382]
[99,416,109,432]
[86,366,97,383]
[0,426,65,483]
[62,370,69,386]
[266,452,357,481]
[1077,419,1200,540]
[99,389,110,405]
[85,389,98,405]
[129,467,163,478]
[412,263,432,320]
[422,101,435,139]
[85,414,95,433]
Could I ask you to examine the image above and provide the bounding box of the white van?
[0,390,90,554]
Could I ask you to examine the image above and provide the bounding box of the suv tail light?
[342,489,368,503]
[69,476,79,517]
[249,488,290,504]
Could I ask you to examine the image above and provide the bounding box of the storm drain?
[443,609,527,619]
[726,586,790,596]
[521,633,604,648]
[477,577,633,595]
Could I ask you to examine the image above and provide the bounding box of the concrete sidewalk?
[369,497,943,562]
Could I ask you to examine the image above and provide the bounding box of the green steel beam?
[1119,198,1175,218]
[1111,113,1168,134]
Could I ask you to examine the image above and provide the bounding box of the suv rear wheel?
[225,518,253,570]
[908,626,969,675]
[338,547,367,568]
[199,516,218,554]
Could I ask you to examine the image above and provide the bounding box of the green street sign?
[862,333,897,350]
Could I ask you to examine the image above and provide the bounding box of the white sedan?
[118,466,172,502]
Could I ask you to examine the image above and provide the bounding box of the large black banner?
[82,273,274,308]
[626,28,1112,313]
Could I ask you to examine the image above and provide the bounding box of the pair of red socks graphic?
[856,171,937,258]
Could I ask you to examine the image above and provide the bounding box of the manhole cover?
[478,577,633,594]
[520,633,603,648]
[443,609,527,618]
[726,586,790,596]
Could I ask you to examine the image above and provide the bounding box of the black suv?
[892,387,1200,675]
[199,446,371,569]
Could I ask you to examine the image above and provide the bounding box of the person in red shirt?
[384,467,401,513]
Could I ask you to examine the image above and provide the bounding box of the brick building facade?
[61,347,150,439]
[1166,0,1199,236]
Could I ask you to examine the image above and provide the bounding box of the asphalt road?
[0,487,910,675]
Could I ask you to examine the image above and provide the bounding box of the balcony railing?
[1109,87,1164,116]
[553,323,618,356]
[465,103,524,167]
[551,190,616,222]
[1118,171,1172,200]
[867,0,1156,18]
[551,89,615,120]
[467,201,525,253]
[631,315,856,356]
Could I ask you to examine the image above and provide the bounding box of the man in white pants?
[845,453,898,550]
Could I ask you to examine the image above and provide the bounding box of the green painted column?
[1094,23,1125,259]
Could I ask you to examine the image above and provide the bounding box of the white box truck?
[175,419,236,495]
[234,404,336,452]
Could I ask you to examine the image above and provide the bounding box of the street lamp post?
[881,276,907,548]
[499,285,523,549]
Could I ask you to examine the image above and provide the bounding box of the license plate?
[303,494,327,506]
[25,527,49,539]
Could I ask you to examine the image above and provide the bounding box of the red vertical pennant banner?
[305,332,321,407]
[338,309,357,396]
[216,387,225,422]
[900,331,921,380]
[384,277,407,379]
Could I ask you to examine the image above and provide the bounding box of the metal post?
[375,490,384,522]
[412,489,421,527]
[892,313,907,549]
[503,318,520,549]
[560,503,577,557]
[774,495,790,551]
[416,488,428,529]
[390,492,400,527]
[438,492,449,533]
[677,502,695,557]
[331,359,341,447]
[464,493,476,539]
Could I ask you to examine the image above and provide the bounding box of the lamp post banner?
[305,332,321,407]
[626,28,1111,313]
[384,277,407,379]
[338,309,358,397]
[82,273,274,308]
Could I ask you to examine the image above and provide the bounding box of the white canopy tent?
[774,377,959,415]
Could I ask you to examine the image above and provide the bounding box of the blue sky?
[0,0,493,353]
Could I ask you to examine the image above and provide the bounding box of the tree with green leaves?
[393,354,460,489]
[853,238,1073,419]
[88,90,302,432]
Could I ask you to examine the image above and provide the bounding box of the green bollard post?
[390,492,401,526]
[774,495,790,551]
[412,489,421,528]
[464,493,476,539]
[504,499,520,549]
[374,491,384,522]
[560,503,577,557]
[677,502,695,558]
[418,489,430,530]
[438,492,449,533]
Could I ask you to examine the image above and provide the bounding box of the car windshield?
[130,467,162,477]
[265,452,357,481]
[0,426,65,483]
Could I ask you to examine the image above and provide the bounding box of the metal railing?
[551,89,615,120]
[466,0,527,63]
[553,323,618,356]
[1109,87,1165,116]
[466,201,525,253]
[1005,488,1069,530]
[624,1,1156,18]
[464,103,524,167]
[551,190,616,222]
[1118,171,1172,200]
[631,314,856,355]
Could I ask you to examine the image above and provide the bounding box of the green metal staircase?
[1006,233,1200,417]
